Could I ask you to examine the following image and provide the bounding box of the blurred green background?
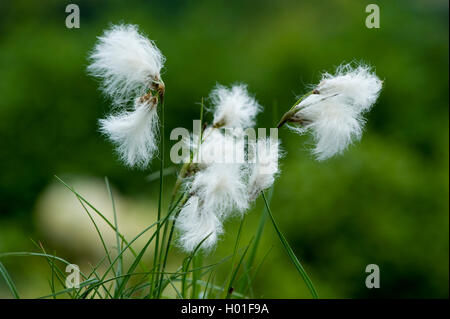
[0,0,448,298]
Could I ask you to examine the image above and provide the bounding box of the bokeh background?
[0,0,448,298]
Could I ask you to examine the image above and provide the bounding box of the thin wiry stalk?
[238,187,273,296]
[225,238,254,299]
[240,246,273,297]
[152,95,166,297]
[105,177,123,296]
[191,254,202,298]
[31,240,69,298]
[180,234,212,298]
[165,274,183,299]
[36,243,76,299]
[38,279,99,299]
[0,261,20,299]
[221,217,246,299]
[155,195,185,298]
[92,214,168,293]
[0,252,89,280]
[112,207,179,297]
[55,176,145,268]
[246,187,273,275]
[203,269,214,299]
[77,197,116,278]
[261,191,319,299]
[198,97,204,149]
[86,255,110,298]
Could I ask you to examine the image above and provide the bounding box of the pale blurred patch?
[33,176,157,259]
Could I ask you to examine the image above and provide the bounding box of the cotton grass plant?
[0,24,382,299]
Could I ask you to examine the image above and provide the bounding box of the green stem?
[198,97,204,149]
[0,262,20,299]
[155,193,189,298]
[246,187,273,270]
[167,97,204,210]
[105,177,123,296]
[261,191,319,299]
[151,94,165,296]
[191,254,202,299]
[155,97,205,297]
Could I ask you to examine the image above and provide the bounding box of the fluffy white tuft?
[190,128,245,167]
[176,82,266,252]
[210,84,262,128]
[177,162,248,252]
[317,64,382,112]
[291,64,382,160]
[99,98,159,168]
[248,138,281,200]
[190,163,249,218]
[290,96,363,160]
[176,196,223,252]
[88,24,165,106]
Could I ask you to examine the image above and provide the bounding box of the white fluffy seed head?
[177,163,248,252]
[176,196,223,252]
[248,138,281,200]
[190,129,245,167]
[177,128,250,252]
[317,63,382,112]
[291,63,382,160]
[210,84,262,128]
[88,24,165,106]
[291,96,363,160]
[99,97,159,168]
[176,82,264,252]
[190,163,249,219]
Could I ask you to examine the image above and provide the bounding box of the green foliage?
[0,177,283,299]
[0,0,448,298]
